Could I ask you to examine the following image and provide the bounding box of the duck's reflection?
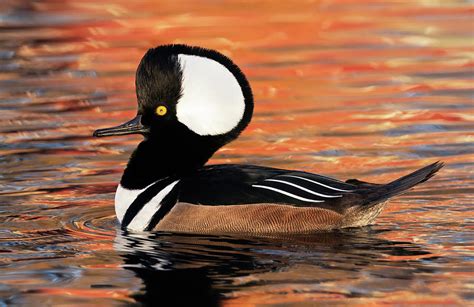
[114,228,434,305]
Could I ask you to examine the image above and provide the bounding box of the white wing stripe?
[252,184,325,203]
[264,179,342,198]
[279,175,354,192]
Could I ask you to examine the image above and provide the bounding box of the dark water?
[0,0,473,305]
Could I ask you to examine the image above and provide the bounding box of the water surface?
[0,0,473,305]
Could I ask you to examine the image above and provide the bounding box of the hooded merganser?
[93,44,443,234]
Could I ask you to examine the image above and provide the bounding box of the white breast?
[126,180,180,231]
[115,184,149,223]
[114,180,180,231]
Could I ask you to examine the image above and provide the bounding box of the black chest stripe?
[121,177,178,229]
[144,185,181,231]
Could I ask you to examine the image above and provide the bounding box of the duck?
[93,44,443,234]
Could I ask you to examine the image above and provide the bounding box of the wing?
[178,164,368,212]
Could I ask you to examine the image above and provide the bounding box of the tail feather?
[365,161,444,205]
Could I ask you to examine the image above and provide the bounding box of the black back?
[177,164,367,213]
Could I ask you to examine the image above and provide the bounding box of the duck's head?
[93,45,253,188]
[94,44,253,144]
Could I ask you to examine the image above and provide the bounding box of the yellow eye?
[156,106,167,116]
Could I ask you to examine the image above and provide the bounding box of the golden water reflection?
[0,0,472,305]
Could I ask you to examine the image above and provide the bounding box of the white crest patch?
[176,54,245,136]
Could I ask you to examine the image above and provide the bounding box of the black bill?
[93,115,150,137]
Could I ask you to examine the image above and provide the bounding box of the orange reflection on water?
[0,0,473,305]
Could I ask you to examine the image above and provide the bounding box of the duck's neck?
[120,135,220,190]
